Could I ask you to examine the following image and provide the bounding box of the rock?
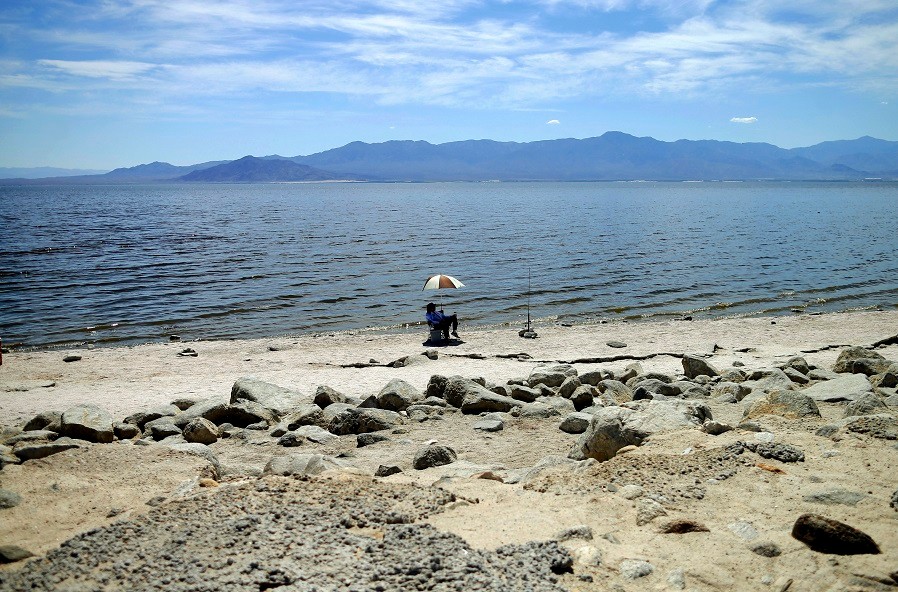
[803,490,866,506]
[170,397,200,411]
[755,442,804,462]
[424,349,439,360]
[293,425,338,444]
[0,545,34,563]
[277,432,305,447]
[528,364,577,389]
[124,405,180,429]
[728,521,759,541]
[617,363,642,383]
[668,568,687,590]
[59,404,114,443]
[62,355,82,363]
[791,514,881,555]
[573,400,710,461]
[607,341,627,348]
[413,444,457,469]
[357,433,390,447]
[719,368,746,383]
[177,348,197,357]
[12,438,82,461]
[682,354,720,379]
[4,430,56,446]
[659,519,709,534]
[517,402,560,419]
[263,453,349,477]
[840,414,898,440]
[871,364,898,388]
[750,542,782,557]
[443,376,494,408]
[743,368,795,393]
[572,545,602,566]
[635,498,667,526]
[328,408,404,435]
[22,411,62,432]
[596,380,633,404]
[473,419,504,432]
[172,399,230,428]
[230,377,303,415]
[460,390,519,414]
[376,378,422,411]
[783,367,810,385]
[632,378,679,398]
[579,370,612,386]
[182,418,219,445]
[555,525,594,541]
[569,385,596,410]
[0,489,22,509]
[560,412,593,434]
[620,559,654,579]
[743,390,821,419]
[712,382,751,403]
[321,402,354,423]
[375,465,402,477]
[803,373,872,402]
[425,374,448,399]
[702,420,734,435]
[619,484,643,499]
[222,399,278,428]
[833,347,888,374]
[113,422,141,440]
[785,356,811,375]
[890,489,897,511]
[144,418,183,440]
[509,384,541,403]
[558,376,582,399]
[313,385,348,408]
[844,393,887,417]
[275,404,328,431]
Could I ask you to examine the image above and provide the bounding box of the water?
[1,181,897,349]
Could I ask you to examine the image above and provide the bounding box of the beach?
[1,310,897,590]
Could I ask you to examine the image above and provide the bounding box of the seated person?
[425,302,459,339]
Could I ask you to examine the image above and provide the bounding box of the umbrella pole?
[527,266,531,332]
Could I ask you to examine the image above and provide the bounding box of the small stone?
[375,465,402,477]
[891,489,898,511]
[619,484,644,500]
[702,420,734,435]
[755,442,805,463]
[791,513,880,555]
[0,489,22,509]
[0,545,34,563]
[668,568,687,590]
[146,496,166,507]
[573,545,602,566]
[473,419,504,432]
[424,349,439,360]
[620,559,654,579]
[728,521,759,541]
[199,478,219,487]
[472,471,504,482]
[555,525,594,541]
[803,490,866,507]
[357,433,390,447]
[607,341,627,348]
[659,519,710,534]
[63,355,82,363]
[177,348,198,357]
[635,498,667,526]
[413,444,457,470]
[106,507,124,518]
[278,432,305,447]
[751,542,782,557]
[183,417,218,445]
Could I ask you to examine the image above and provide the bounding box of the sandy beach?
[1,310,897,591]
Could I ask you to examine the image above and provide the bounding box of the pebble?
[555,525,594,541]
[728,521,759,541]
[62,355,82,363]
[607,341,627,348]
[620,559,654,579]
[750,542,782,557]
[0,489,22,509]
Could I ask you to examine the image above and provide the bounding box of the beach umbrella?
[423,274,464,310]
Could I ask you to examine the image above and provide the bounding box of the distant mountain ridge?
[2,132,896,184]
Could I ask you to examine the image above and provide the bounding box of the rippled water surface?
[2,181,897,348]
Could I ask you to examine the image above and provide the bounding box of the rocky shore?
[1,311,897,591]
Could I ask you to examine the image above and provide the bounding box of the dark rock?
[755,442,805,462]
[791,514,881,555]
[0,489,22,509]
[425,374,448,399]
[750,542,782,557]
[891,489,897,511]
[124,404,179,429]
[222,399,278,428]
[597,379,633,403]
[313,385,348,408]
[169,397,200,411]
[59,404,114,443]
[460,390,519,414]
[424,349,439,360]
[607,341,627,348]
[63,355,82,363]
[144,418,182,440]
[783,367,810,385]
[871,364,898,388]
[842,414,898,440]
[509,384,541,403]
[473,419,504,432]
[413,444,457,469]
[569,385,595,410]
[659,519,710,534]
[23,410,62,432]
[357,433,390,447]
[559,412,592,434]
[172,399,230,428]
[182,418,219,445]
[277,432,305,447]
[555,525,594,541]
[113,422,141,440]
[328,408,404,435]
[376,378,422,411]
[632,378,680,398]
[276,404,327,431]
[177,348,197,357]
[579,370,613,386]
[0,545,34,563]
[558,376,582,399]
[375,465,402,477]
[4,430,56,446]
[682,354,720,379]
[357,395,379,408]
[785,356,811,375]
[13,438,82,461]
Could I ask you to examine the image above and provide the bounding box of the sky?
[1,0,896,169]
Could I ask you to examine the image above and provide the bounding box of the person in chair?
[425,302,459,339]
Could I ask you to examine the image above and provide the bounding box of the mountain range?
[3,132,897,184]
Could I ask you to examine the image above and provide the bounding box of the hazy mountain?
[179,155,356,182]
[0,166,108,179]
[3,133,896,184]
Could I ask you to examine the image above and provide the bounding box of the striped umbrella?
[422,274,465,310]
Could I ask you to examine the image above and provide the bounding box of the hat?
[425,302,436,309]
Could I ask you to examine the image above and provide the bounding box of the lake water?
[1,181,897,349]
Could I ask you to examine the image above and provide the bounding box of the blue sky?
[1,0,896,169]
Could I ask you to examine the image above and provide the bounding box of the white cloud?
[547,119,560,124]
[38,59,158,80]
[730,117,758,124]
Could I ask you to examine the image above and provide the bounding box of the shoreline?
[2,309,896,426]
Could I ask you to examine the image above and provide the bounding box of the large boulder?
[123,405,179,429]
[328,408,404,435]
[230,377,303,416]
[572,401,710,461]
[682,355,720,379]
[844,393,888,418]
[59,405,114,443]
[632,379,680,399]
[597,380,633,404]
[182,418,218,445]
[743,390,821,419]
[221,399,278,428]
[22,411,62,432]
[833,347,889,375]
[743,369,795,394]
[172,399,230,428]
[460,391,519,414]
[509,384,541,403]
[13,438,83,462]
[376,379,422,411]
[528,365,577,389]
[443,377,498,409]
[274,404,328,432]
[802,374,871,402]
[558,377,582,399]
